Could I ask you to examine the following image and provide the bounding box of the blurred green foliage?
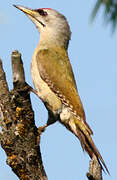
[92,0,117,31]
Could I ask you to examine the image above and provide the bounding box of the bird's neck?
[37,31,69,50]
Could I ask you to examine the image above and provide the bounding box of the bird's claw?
[38,125,47,136]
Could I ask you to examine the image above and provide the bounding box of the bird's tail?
[68,117,109,174]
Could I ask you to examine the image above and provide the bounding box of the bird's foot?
[37,125,47,144]
[26,83,43,100]
[25,83,38,96]
[21,83,37,95]
[38,124,47,136]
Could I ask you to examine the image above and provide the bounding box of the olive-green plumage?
[36,47,108,173]
[14,5,109,174]
[37,48,85,119]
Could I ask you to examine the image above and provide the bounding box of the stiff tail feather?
[68,119,109,174]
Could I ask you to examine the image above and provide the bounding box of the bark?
[87,154,102,180]
[0,50,102,180]
[0,50,47,180]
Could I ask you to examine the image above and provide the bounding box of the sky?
[0,0,116,180]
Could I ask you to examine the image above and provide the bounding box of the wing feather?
[36,48,92,134]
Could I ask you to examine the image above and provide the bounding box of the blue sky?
[0,0,116,180]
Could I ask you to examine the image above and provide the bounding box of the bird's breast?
[31,50,62,114]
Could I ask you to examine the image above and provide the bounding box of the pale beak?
[13,5,36,17]
[13,5,45,27]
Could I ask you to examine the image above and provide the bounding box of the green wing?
[36,48,85,120]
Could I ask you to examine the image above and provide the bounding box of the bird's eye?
[36,9,47,16]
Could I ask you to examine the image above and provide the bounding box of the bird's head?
[14,5,71,49]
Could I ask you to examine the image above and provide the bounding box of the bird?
[14,5,109,173]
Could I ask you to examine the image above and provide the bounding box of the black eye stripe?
[35,9,47,16]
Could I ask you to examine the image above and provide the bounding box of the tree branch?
[87,154,102,180]
[0,51,47,180]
